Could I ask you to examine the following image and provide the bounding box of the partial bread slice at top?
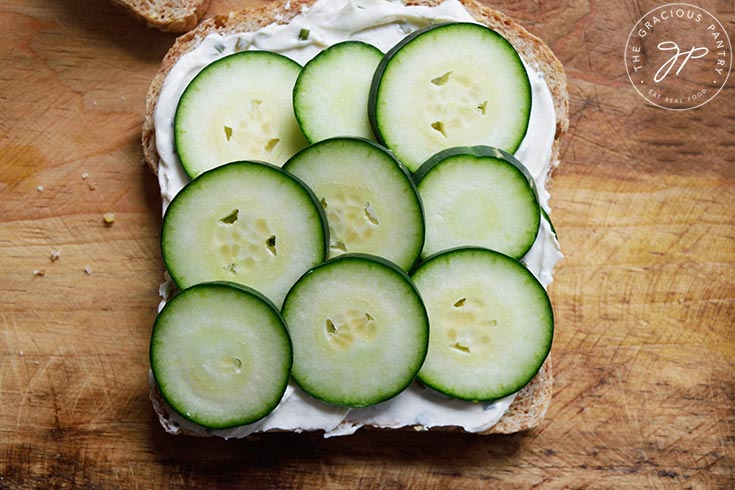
[142,0,568,435]
[112,0,211,33]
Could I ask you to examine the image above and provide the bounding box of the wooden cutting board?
[1,0,733,487]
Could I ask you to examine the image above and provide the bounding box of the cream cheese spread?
[151,0,562,438]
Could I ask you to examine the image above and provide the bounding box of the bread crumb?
[103,213,115,226]
[33,269,46,277]
[49,249,61,262]
[84,265,92,275]
[36,185,44,192]
[81,172,89,180]
[88,182,97,191]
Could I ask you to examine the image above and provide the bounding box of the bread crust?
[112,0,212,34]
[142,0,568,435]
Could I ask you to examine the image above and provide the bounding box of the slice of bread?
[112,0,212,33]
[142,0,568,436]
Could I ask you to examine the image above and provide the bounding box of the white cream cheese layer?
[151,0,562,438]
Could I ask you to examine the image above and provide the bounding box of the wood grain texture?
[1,0,733,488]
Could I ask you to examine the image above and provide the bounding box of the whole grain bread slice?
[112,0,212,33]
[142,0,568,435]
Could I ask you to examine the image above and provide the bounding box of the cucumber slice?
[411,248,553,402]
[293,41,383,143]
[415,146,540,260]
[369,23,531,172]
[174,51,307,177]
[161,161,328,307]
[541,207,557,237]
[150,282,292,429]
[283,137,424,270]
[281,254,429,407]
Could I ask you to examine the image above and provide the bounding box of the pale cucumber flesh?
[411,248,552,402]
[416,146,540,260]
[284,137,424,271]
[161,161,327,307]
[294,42,383,143]
[281,254,428,407]
[150,282,292,429]
[175,51,307,177]
[370,23,532,172]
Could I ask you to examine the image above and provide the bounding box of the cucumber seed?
[219,209,239,224]
[266,235,277,256]
[431,71,452,86]
[431,121,447,138]
[450,341,471,354]
[364,202,379,225]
